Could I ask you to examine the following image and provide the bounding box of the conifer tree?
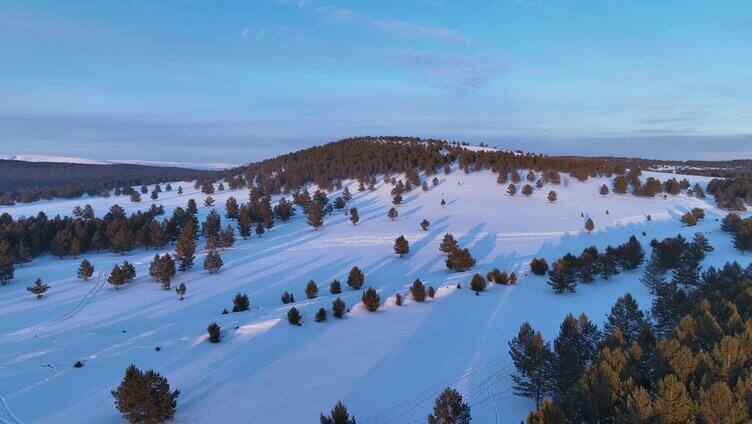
[112,364,179,424]
[547,191,557,202]
[347,266,364,290]
[427,387,471,424]
[77,259,94,281]
[527,398,564,424]
[232,292,250,312]
[420,219,430,231]
[654,375,695,423]
[530,258,549,276]
[319,400,356,424]
[281,291,295,304]
[362,287,380,312]
[332,297,346,318]
[445,248,476,272]
[428,286,435,298]
[220,225,235,249]
[287,307,301,325]
[207,323,221,343]
[15,239,31,265]
[315,308,327,323]
[27,278,50,299]
[509,322,551,405]
[507,183,517,195]
[225,197,239,219]
[274,197,294,222]
[613,176,629,194]
[603,293,647,345]
[439,233,459,254]
[551,313,600,413]
[108,265,126,289]
[255,222,265,237]
[470,273,486,293]
[387,207,398,221]
[349,207,359,225]
[305,280,319,299]
[522,184,534,196]
[733,220,752,253]
[410,279,427,302]
[306,202,325,230]
[392,193,402,205]
[393,235,409,258]
[333,197,345,210]
[203,250,223,274]
[175,282,186,300]
[330,279,342,294]
[237,207,252,239]
[584,218,595,233]
[175,220,196,271]
[548,261,576,294]
[441,198,446,207]
[599,184,609,196]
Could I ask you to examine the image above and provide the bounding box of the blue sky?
[1,0,751,163]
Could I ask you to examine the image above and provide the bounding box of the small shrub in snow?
[394,293,403,306]
[287,307,301,325]
[394,235,409,258]
[428,286,436,298]
[530,258,549,276]
[232,293,250,312]
[207,323,221,343]
[315,308,327,323]
[470,273,486,293]
[421,219,430,231]
[362,287,380,312]
[305,280,319,299]
[281,291,295,304]
[329,279,342,294]
[410,279,427,302]
[332,298,346,318]
[74,360,83,368]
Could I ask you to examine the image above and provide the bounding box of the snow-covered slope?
[0,169,744,423]
[0,154,234,170]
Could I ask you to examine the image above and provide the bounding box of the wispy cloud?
[279,1,468,43]
[379,49,501,90]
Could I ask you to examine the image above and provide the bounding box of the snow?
[0,154,235,170]
[0,168,746,423]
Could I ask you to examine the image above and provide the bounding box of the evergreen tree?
[232,292,250,312]
[349,208,359,225]
[306,202,325,230]
[281,291,295,304]
[584,218,595,233]
[596,247,618,280]
[332,297,346,318]
[108,265,126,289]
[319,278,338,295]
[175,220,196,271]
[509,322,551,405]
[237,207,252,239]
[112,364,179,424]
[392,193,402,205]
[394,292,403,306]
[427,387,471,424]
[522,184,534,196]
[440,233,459,254]
[551,314,600,413]
[428,286,435,298]
[654,375,695,424]
[507,183,517,195]
[603,293,647,345]
[361,287,380,312]
[149,254,176,290]
[15,240,31,265]
[333,197,345,210]
[420,219,430,231]
[207,323,221,343]
[548,260,576,294]
[27,278,50,299]
[225,197,239,219]
[613,176,629,194]
[393,235,409,257]
[315,307,327,323]
[175,282,186,300]
[203,249,223,274]
[721,213,742,233]
[77,259,94,281]
[255,222,265,237]
[410,279,427,302]
[530,258,549,276]
[319,400,356,424]
[347,266,364,290]
[470,273,486,293]
[287,307,301,325]
[387,207,398,221]
[733,220,752,253]
[305,280,319,299]
[547,191,557,202]
[274,197,295,222]
[599,184,610,196]
[220,225,235,249]
[446,248,476,272]
[527,398,564,424]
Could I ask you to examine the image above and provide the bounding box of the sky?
[1,0,751,164]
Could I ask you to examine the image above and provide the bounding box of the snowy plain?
[0,167,746,423]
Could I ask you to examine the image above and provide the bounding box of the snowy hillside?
[0,168,745,423]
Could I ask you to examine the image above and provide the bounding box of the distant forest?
[0,160,212,205]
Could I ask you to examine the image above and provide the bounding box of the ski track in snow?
[0,169,746,423]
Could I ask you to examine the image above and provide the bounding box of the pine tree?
[362,287,380,312]
[225,197,239,219]
[584,218,595,233]
[237,207,252,239]
[470,273,486,293]
[392,193,402,205]
[333,197,345,210]
[721,213,742,233]
[175,282,186,300]
[306,202,325,230]
[349,207,359,225]
[440,233,458,254]
[387,207,398,221]
[255,222,265,237]
[305,280,319,299]
[603,293,647,345]
[220,225,235,249]
[232,292,250,312]
[410,279,427,302]
[428,286,435,298]
[613,176,629,194]
[27,278,50,299]
[112,364,179,424]
[551,313,600,414]
[530,258,549,276]
[108,265,126,290]
[175,220,196,271]
[654,375,695,423]
[15,239,31,265]
[281,291,295,304]
[315,307,327,322]
[548,261,576,294]
[527,398,564,424]
[77,259,94,281]
[330,279,342,294]
[394,235,409,257]
[522,184,534,196]
[427,387,471,424]
[332,297,346,318]
[287,307,301,325]
[319,400,356,424]
[599,184,609,196]
[420,219,430,231]
[446,248,476,272]
[347,266,364,290]
[507,183,517,195]
[207,323,221,342]
[441,198,446,207]
[203,250,223,274]
[394,292,403,306]
[733,220,752,253]
[509,322,551,405]
[597,247,619,280]
[547,191,557,202]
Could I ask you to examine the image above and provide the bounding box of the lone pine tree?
[349,208,359,225]
[305,280,319,299]
[420,219,430,231]
[112,364,179,424]
[332,297,346,318]
[410,279,427,302]
[232,292,250,312]
[329,279,342,294]
[427,387,471,424]
[347,266,364,290]
[584,218,595,233]
[77,259,94,281]
[174,221,196,271]
[207,323,221,343]
[27,278,50,299]
[306,202,325,230]
[470,273,486,293]
[394,235,409,258]
[319,400,356,424]
[287,307,301,325]
[387,207,398,221]
[362,287,380,312]
[175,283,187,300]
[315,307,327,322]
[509,322,551,406]
[203,250,223,274]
